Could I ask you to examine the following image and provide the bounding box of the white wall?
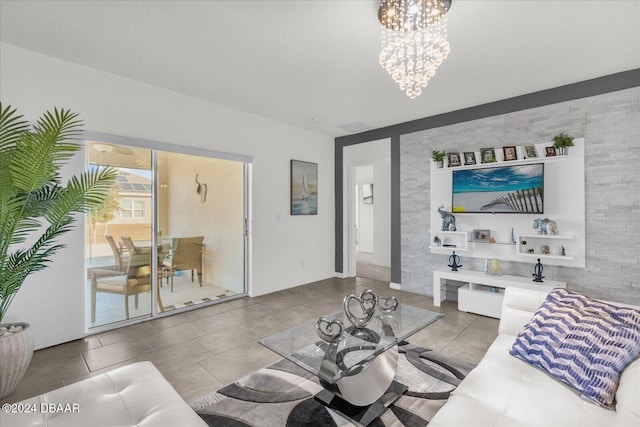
[1,43,336,348]
[373,159,391,267]
[343,139,391,275]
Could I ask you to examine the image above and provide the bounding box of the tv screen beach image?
[452,164,544,213]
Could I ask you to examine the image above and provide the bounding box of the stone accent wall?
[400,87,640,304]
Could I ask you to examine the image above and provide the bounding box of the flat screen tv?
[452,163,544,214]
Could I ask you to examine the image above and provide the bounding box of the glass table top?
[258,304,442,384]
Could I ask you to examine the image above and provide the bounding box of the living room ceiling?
[1,1,638,137]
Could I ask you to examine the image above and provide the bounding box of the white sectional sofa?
[0,361,206,427]
[3,287,638,427]
[430,287,640,427]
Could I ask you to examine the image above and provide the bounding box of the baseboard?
[389,282,402,290]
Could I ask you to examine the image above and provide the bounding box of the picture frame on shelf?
[447,152,461,167]
[480,147,496,163]
[473,229,492,242]
[503,146,517,161]
[463,152,477,165]
[523,145,537,158]
[545,146,557,157]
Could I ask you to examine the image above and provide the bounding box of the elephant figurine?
[438,205,457,231]
[532,218,558,235]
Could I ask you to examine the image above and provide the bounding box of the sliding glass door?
[86,141,247,328]
[156,151,246,312]
[86,143,154,327]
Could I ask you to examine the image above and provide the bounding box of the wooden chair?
[162,236,204,292]
[91,244,163,323]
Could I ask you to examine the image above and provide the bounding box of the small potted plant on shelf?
[552,132,574,156]
[0,104,117,399]
[432,150,446,168]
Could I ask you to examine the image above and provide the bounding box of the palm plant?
[0,104,117,324]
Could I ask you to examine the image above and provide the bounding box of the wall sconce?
[195,174,207,203]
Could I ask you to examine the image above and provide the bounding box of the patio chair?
[91,252,164,323]
[121,235,152,255]
[162,236,204,292]
[104,234,128,271]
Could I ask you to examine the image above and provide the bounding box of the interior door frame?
[342,139,392,280]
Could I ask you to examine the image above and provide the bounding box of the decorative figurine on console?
[532,258,545,282]
[532,218,558,235]
[438,205,457,231]
[448,251,462,271]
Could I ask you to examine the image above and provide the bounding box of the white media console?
[433,268,566,318]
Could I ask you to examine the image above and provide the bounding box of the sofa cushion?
[0,361,207,427]
[509,288,640,408]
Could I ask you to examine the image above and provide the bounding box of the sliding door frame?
[84,130,253,332]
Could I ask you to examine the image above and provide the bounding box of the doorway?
[344,139,391,282]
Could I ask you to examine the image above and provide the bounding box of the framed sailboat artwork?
[291,160,318,215]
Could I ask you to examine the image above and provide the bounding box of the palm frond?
[0,105,116,323]
[5,218,42,247]
[32,108,83,162]
[1,219,73,298]
[24,183,61,217]
[45,167,118,224]
[0,103,29,151]
[10,108,82,193]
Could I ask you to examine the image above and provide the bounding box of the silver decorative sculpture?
[343,289,377,328]
[377,296,399,313]
[315,317,344,342]
[438,205,457,231]
[314,290,402,341]
[532,218,557,235]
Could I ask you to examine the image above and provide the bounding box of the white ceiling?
[1,1,638,137]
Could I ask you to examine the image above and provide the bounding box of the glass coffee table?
[258,303,442,425]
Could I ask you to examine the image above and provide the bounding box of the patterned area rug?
[189,342,475,426]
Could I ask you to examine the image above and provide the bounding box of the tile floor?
[1,276,499,404]
[356,251,391,282]
[89,274,243,327]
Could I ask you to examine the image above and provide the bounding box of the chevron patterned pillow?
[510,287,640,408]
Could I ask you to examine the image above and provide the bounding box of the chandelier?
[378,0,452,99]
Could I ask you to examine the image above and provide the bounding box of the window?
[120,200,144,218]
